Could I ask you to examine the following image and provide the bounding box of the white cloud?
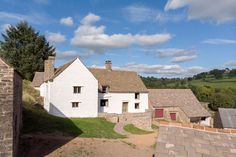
[60,17,73,26]
[203,39,236,45]
[0,11,51,24]
[225,60,236,66]
[46,32,66,43]
[1,24,11,31]
[156,48,195,58]
[71,13,172,51]
[171,55,197,63]
[124,4,184,23]
[80,13,100,25]
[155,48,197,63]
[165,0,236,23]
[91,63,206,77]
[56,50,79,60]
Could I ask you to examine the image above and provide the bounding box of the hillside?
[141,69,236,111]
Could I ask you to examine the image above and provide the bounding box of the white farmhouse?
[32,57,150,121]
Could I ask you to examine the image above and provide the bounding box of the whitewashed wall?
[200,117,211,126]
[98,93,148,114]
[43,58,98,117]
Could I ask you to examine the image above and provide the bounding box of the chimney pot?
[105,60,112,71]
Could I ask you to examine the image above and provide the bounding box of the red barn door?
[155,109,164,118]
[170,113,176,121]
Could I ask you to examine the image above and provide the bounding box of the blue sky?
[0,0,236,77]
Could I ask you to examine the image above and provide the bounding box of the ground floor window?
[100,99,109,107]
[135,103,140,109]
[72,102,79,108]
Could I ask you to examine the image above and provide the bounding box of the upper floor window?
[72,102,79,108]
[135,103,140,109]
[100,99,109,107]
[73,86,81,93]
[135,93,140,99]
[102,86,109,93]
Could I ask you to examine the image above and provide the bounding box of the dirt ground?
[20,131,157,157]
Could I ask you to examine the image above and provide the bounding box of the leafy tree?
[0,21,55,80]
[209,69,224,79]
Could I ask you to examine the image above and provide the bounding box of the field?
[190,77,236,90]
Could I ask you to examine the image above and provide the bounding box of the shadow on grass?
[19,103,83,157]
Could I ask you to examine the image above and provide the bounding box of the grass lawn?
[23,103,125,139]
[124,124,153,135]
[22,80,124,139]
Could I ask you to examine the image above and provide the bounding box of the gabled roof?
[32,58,148,93]
[218,108,236,128]
[148,89,211,118]
[32,72,44,87]
[89,68,148,93]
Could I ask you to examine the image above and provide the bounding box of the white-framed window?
[73,86,81,93]
[135,103,140,109]
[135,93,140,99]
[72,102,79,108]
[100,99,109,107]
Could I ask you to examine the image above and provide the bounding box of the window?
[135,103,140,109]
[135,93,140,99]
[100,99,109,107]
[72,102,79,108]
[102,86,108,93]
[155,109,164,118]
[73,86,81,93]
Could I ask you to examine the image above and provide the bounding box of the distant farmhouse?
[0,57,22,157]
[148,89,212,126]
[32,57,151,129]
[215,108,236,129]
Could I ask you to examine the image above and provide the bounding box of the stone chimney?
[105,60,112,71]
[44,56,55,81]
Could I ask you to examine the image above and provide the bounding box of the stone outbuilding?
[0,57,22,157]
[148,89,212,126]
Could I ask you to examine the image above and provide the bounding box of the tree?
[0,21,55,80]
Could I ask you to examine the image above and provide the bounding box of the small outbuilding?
[148,89,212,126]
[214,108,236,129]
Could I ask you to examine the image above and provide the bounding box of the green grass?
[123,124,153,135]
[22,80,125,139]
[190,78,236,90]
[151,124,159,130]
[22,104,125,138]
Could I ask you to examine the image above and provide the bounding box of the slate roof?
[218,108,236,128]
[32,72,44,87]
[148,89,211,118]
[89,68,148,93]
[32,58,148,93]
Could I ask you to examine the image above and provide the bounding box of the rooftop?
[219,108,236,129]
[155,125,236,157]
[148,89,210,118]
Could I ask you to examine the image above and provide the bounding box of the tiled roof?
[89,68,148,93]
[31,72,44,87]
[156,126,236,157]
[32,58,148,93]
[148,89,211,118]
[218,108,236,128]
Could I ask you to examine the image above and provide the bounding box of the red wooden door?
[155,109,164,118]
[170,113,176,121]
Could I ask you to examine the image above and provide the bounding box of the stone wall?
[0,58,22,157]
[99,110,152,130]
